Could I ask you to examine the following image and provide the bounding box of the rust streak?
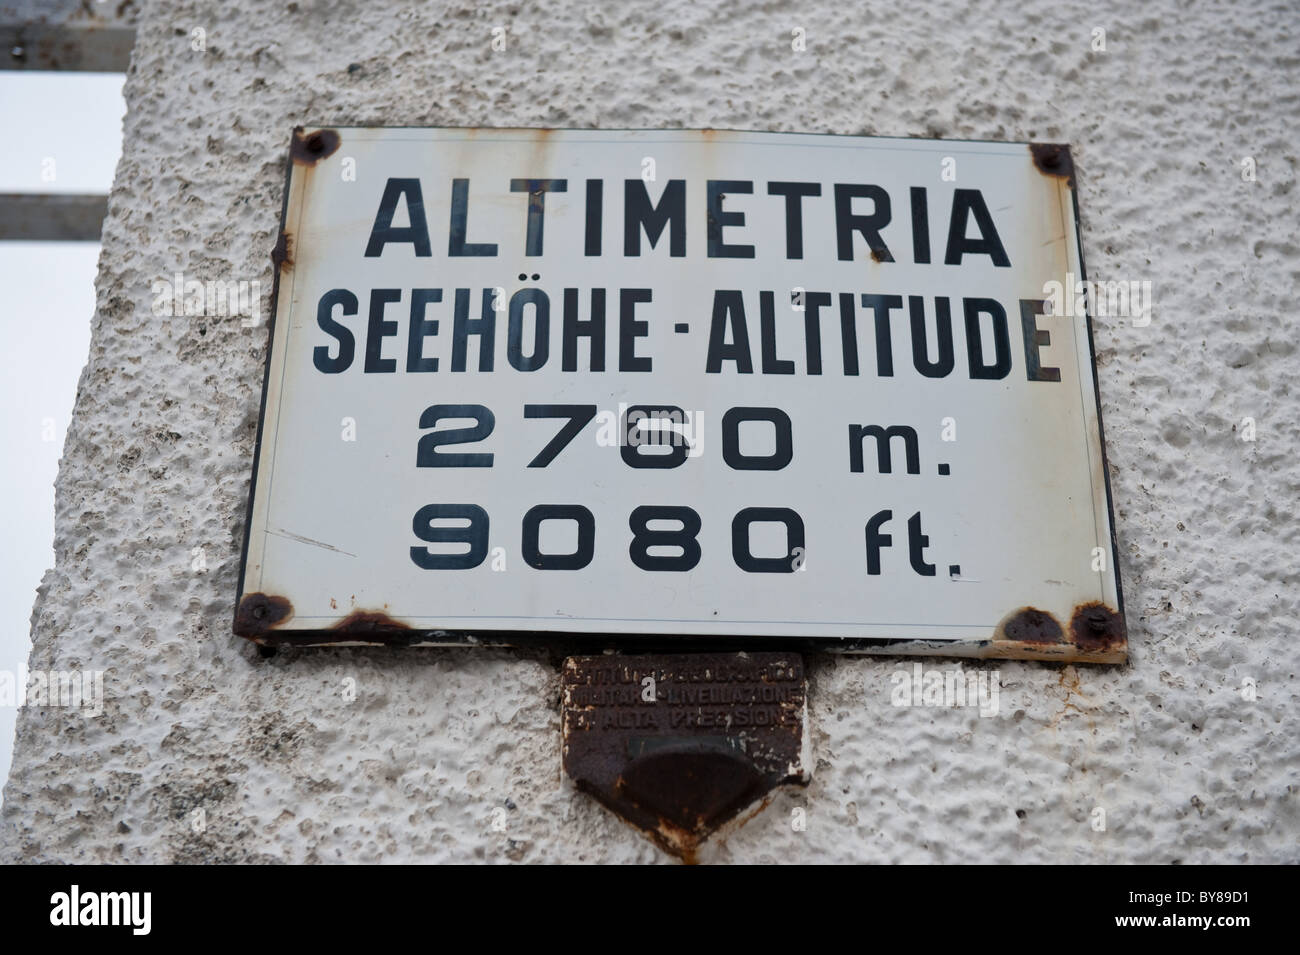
[330,609,412,635]
[1070,602,1125,651]
[234,593,293,637]
[271,230,293,273]
[290,127,341,166]
[1001,607,1064,644]
[1029,142,1075,187]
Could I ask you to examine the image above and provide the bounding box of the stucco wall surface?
[2,0,1297,863]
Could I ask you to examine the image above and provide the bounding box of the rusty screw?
[1039,149,1061,169]
[1083,607,1109,633]
[305,133,326,154]
[252,604,266,620]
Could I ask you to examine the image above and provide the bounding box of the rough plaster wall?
[2,0,1297,864]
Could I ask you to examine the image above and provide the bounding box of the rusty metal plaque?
[561,652,807,858]
[236,127,1124,662]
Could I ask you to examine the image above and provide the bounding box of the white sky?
[0,72,125,795]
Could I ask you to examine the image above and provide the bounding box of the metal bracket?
[562,652,809,862]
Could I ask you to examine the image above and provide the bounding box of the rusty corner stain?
[1029,142,1075,187]
[290,127,341,166]
[615,741,770,860]
[1001,606,1064,644]
[235,592,293,636]
[330,609,412,635]
[271,231,293,272]
[1070,602,1125,650]
[562,653,806,861]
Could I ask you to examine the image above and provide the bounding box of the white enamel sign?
[236,127,1125,661]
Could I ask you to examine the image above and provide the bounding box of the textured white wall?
[2,0,1297,863]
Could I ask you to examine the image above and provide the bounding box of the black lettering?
[732,507,804,573]
[723,407,793,471]
[705,290,753,373]
[410,503,489,569]
[707,180,755,258]
[619,288,652,371]
[622,405,690,469]
[760,290,794,374]
[803,291,831,375]
[767,182,821,259]
[510,178,567,256]
[944,188,1010,266]
[585,179,602,256]
[507,288,549,371]
[908,512,936,576]
[406,288,442,373]
[1019,299,1061,382]
[908,296,955,378]
[313,288,357,373]
[849,424,920,474]
[364,178,432,257]
[562,288,606,372]
[629,505,701,571]
[451,288,496,372]
[861,293,903,377]
[448,179,498,257]
[835,184,893,262]
[416,404,494,468]
[864,510,892,575]
[525,405,598,468]
[365,288,401,373]
[522,504,594,570]
[909,186,931,264]
[624,179,686,256]
[964,297,1012,379]
[838,292,859,376]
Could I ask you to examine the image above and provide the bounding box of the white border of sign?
[235,127,1125,663]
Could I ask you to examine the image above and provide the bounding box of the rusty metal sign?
[236,127,1125,662]
[561,652,808,859]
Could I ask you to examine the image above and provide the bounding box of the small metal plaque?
[561,652,808,859]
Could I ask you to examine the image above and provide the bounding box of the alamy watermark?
[890,662,999,718]
[0,665,104,717]
[598,403,705,457]
[1043,271,1152,327]
[151,272,262,327]
[50,885,150,935]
